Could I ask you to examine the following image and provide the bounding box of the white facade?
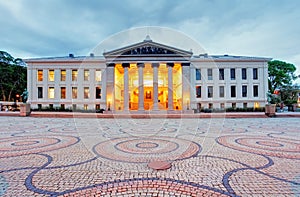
[25,38,270,112]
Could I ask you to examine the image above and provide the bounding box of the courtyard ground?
[0,116,299,196]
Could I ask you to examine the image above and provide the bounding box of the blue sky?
[0,0,299,80]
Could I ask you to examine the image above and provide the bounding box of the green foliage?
[279,85,299,105]
[268,60,297,93]
[0,51,27,101]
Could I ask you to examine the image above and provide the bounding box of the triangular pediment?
[103,38,193,58]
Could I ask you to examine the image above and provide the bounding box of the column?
[122,63,130,111]
[137,63,145,111]
[152,63,159,110]
[167,63,174,110]
[182,63,191,110]
[106,63,115,111]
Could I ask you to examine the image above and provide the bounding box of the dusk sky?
[1,0,299,81]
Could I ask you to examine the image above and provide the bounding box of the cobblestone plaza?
[0,116,299,196]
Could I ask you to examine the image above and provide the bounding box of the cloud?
[0,0,299,79]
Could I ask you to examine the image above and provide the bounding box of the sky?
[0,0,299,81]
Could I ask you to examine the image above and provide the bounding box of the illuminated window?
[84,69,89,81]
[61,70,66,81]
[96,87,101,99]
[49,70,54,81]
[72,87,77,99]
[84,87,89,99]
[61,87,66,99]
[37,70,43,81]
[48,87,55,99]
[72,69,78,81]
[84,104,88,110]
[196,86,201,98]
[95,70,101,81]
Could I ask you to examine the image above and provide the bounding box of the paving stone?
[0,117,299,196]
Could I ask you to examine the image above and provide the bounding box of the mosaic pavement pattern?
[0,117,299,196]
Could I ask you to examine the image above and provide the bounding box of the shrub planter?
[20,103,31,117]
[265,104,276,117]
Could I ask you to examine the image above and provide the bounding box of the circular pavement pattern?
[93,137,201,163]
[60,179,230,197]
[217,135,300,159]
[0,136,79,158]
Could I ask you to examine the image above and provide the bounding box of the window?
[219,86,224,97]
[253,85,259,97]
[242,85,247,97]
[48,87,55,99]
[220,103,225,109]
[61,87,66,99]
[48,70,54,81]
[196,69,201,80]
[95,70,102,81]
[231,86,236,97]
[84,104,88,110]
[196,86,201,98]
[253,68,258,79]
[60,104,65,110]
[209,103,213,109]
[219,68,224,80]
[232,103,236,109]
[96,87,101,99]
[84,87,89,99]
[37,70,43,81]
[207,69,213,80]
[72,87,77,99]
[37,104,42,110]
[208,86,213,98]
[72,104,76,111]
[242,68,247,80]
[38,87,43,98]
[84,69,89,81]
[230,68,236,80]
[72,69,78,81]
[61,70,66,81]
[243,103,247,108]
[95,104,100,110]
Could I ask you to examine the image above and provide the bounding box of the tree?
[0,51,27,101]
[268,60,297,94]
[279,84,300,105]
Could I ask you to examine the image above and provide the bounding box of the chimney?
[69,53,74,58]
[90,53,94,57]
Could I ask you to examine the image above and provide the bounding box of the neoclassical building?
[25,36,271,113]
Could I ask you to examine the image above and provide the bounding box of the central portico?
[104,36,193,113]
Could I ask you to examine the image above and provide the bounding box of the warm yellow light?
[130,63,137,68]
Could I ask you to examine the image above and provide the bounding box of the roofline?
[103,40,193,57]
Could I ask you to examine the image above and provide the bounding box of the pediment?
[103,38,193,58]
